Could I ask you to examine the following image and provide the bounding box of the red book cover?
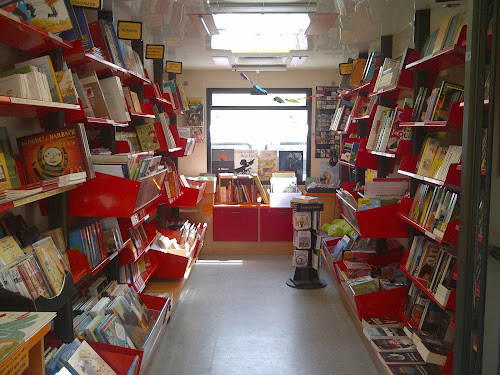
[87,21,113,63]
[17,125,89,185]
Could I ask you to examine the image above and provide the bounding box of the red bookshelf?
[406,27,467,72]
[0,96,81,118]
[64,40,150,86]
[340,138,380,171]
[169,181,206,207]
[397,197,459,244]
[400,102,464,130]
[337,118,357,135]
[337,70,379,99]
[400,252,456,310]
[0,9,73,54]
[67,170,167,218]
[119,225,160,265]
[398,158,462,190]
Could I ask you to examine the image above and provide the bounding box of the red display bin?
[0,8,73,54]
[169,180,206,207]
[400,252,456,310]
[336,192,408,238]
[260,207,293,241]
[339,138,381,171]
[334,261,407,320]
[67,170,167,218]
[213,206,259,241]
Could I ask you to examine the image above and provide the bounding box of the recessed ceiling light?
[290,56,309,67]
[212,56,230,66]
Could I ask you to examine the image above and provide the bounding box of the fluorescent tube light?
[290,56,308,67]
[232,65,287,72]
[212,56,231,66]
[200,17,211,35]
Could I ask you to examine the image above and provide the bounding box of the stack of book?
[419,11,467,59]
[415,138,462,181]
[69,219,113,270]
[119,251,152,290]
[72,281,155,350]
[91,151,164,181]
[413,81,464,123]
[0,237,68,299]
[408,183,459,238]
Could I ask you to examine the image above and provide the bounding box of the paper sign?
[117,21,143,40]
[146,44,165,60]
[202,203,213,216]
[0,343,28,375]
[70,0,101,8]
[339,63,354,75]
[165,61,183,74]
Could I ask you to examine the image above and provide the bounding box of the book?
[99,76,130,123]
[387,363,442,375]
[212,149,235,174]
[0,153,12,193]
[0,128,21,188]
[0,74,30,98]
[55,69,78,105]
[135,123,160,152]
[24,0,73,34]
[234,150,258,175]
[0,236,26,266]
[278,151,303,184]
[379,351,425,364]
[0,312,56,340]
[0,0,31,22]
[32,237,66,295]
[292,249,309,267]
[67,340,117,375]
[100,314,136,349]
[362,318,403,329]
[257,150,277,184]
[17,123,94,184]
[14,55,62,102]
[78,71,111,119]
[413,332,453,365]
[371,338,416,352]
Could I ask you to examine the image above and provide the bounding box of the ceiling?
[112,0,466,71]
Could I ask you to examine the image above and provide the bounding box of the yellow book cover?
[0,153,12,192]
[0,236,25,267]
[418,191,434,227]
[32,237,66,295]
[429,146,448,179]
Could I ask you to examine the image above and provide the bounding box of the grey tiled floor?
[145,254,379,375]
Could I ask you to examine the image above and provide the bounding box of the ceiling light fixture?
[209,2,317,13]
[290,56,308,67]
[212,56,231,66]
[188,14,219,36]
[305,13,339,36]
[232,65,287,72]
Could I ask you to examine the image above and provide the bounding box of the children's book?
[32,237,66,295]
[0,312,56,341]
[1,0,31,22]
[0,236,25,266]
[135,123,160,152]
[234,150,258,175]
[257,150,277,183]
[100,314,136,349]
[55,69,78,105]
[24,0,73,34]
[67,340,117,375]
[16,124,93,184]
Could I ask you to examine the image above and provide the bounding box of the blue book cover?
[1,0,32,22]
[94,314,112,343]
[59,0,82,42]
[74,6,94,50]
[101,314,136,349]
[73,314,93,339]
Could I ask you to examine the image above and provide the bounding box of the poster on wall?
[186,98,204,143]
[279,151,303,184]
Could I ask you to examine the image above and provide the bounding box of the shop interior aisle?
[144,254,378,375]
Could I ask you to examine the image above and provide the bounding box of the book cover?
[99,76,131,123]
[32,237,66,295]
[234,150,258,175]
[78,71,111,119]
[24,0,73,34]
[0,312,56,340]
[364,327,407,340]
[292,249,309,267]
[319,161,339,186]
[100,314,136,349]
[388,364,441,375]
[379,351,425,364]
[1,0,32,22]
[186,98,204,127]
[278,151,303,184]
[67,340,117,375]
[55,69,78,105]
[0,236,25,266]
[17,124,91,184]
[0,339,24,364]
[340,142,353,163]
[135,123,160,152]
[212,149,235,174]
[293,211,311,230]
[0,153,12,193]
[371,338,416,352]
[257,150,277,184]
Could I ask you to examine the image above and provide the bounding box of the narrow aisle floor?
[145,255,379,375]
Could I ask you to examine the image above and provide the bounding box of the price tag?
[117,21,143,40]
[70,0,101,8]
[146,44,165,60]
[415,122,425,127]
[202,203,213,216]
[165,60,183,74]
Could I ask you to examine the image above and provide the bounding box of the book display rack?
[322,7,470,375]
[0,2,206,374]
[287,201,326,289]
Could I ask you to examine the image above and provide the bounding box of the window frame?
[206,87,312,179]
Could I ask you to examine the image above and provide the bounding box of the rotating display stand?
[287,201,327,289]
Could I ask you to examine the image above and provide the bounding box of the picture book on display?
[0,0,32,22]
[67,340,117,375]
[234,150,258,175]
[212,149,235,174]
[16,124,94,185]
[24,0,73,34]
[278,151,303,184]
[257,150,277,184]
[32,237,67,296]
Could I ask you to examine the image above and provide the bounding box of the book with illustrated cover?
[0,312,56,340]
[24,0,73,34]
[0,153,12,193]
[257,150,277,184]
[371,338,416,352]
[234,150,258,175]
[388,363,441,375]
[100,314,136,349]
[293,211,311,230]
[55,69,78,105]
[99,76,130,123]
[17,124,94,184]
[78,71,111,119]
[67,340,117,375]
[363,327,407,340]
[135,123,160,152]
[292,249,308,267]
[1,0,31,22]
[32,237,66,295]
[379,351,425,364]
[186,98,204,127]
[0,339,24,365]
[0,236,25,266]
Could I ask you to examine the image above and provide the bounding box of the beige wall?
[174,69,341,179]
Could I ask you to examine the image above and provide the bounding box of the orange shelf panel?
[0,9,73,54]
[0,95,80,118]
